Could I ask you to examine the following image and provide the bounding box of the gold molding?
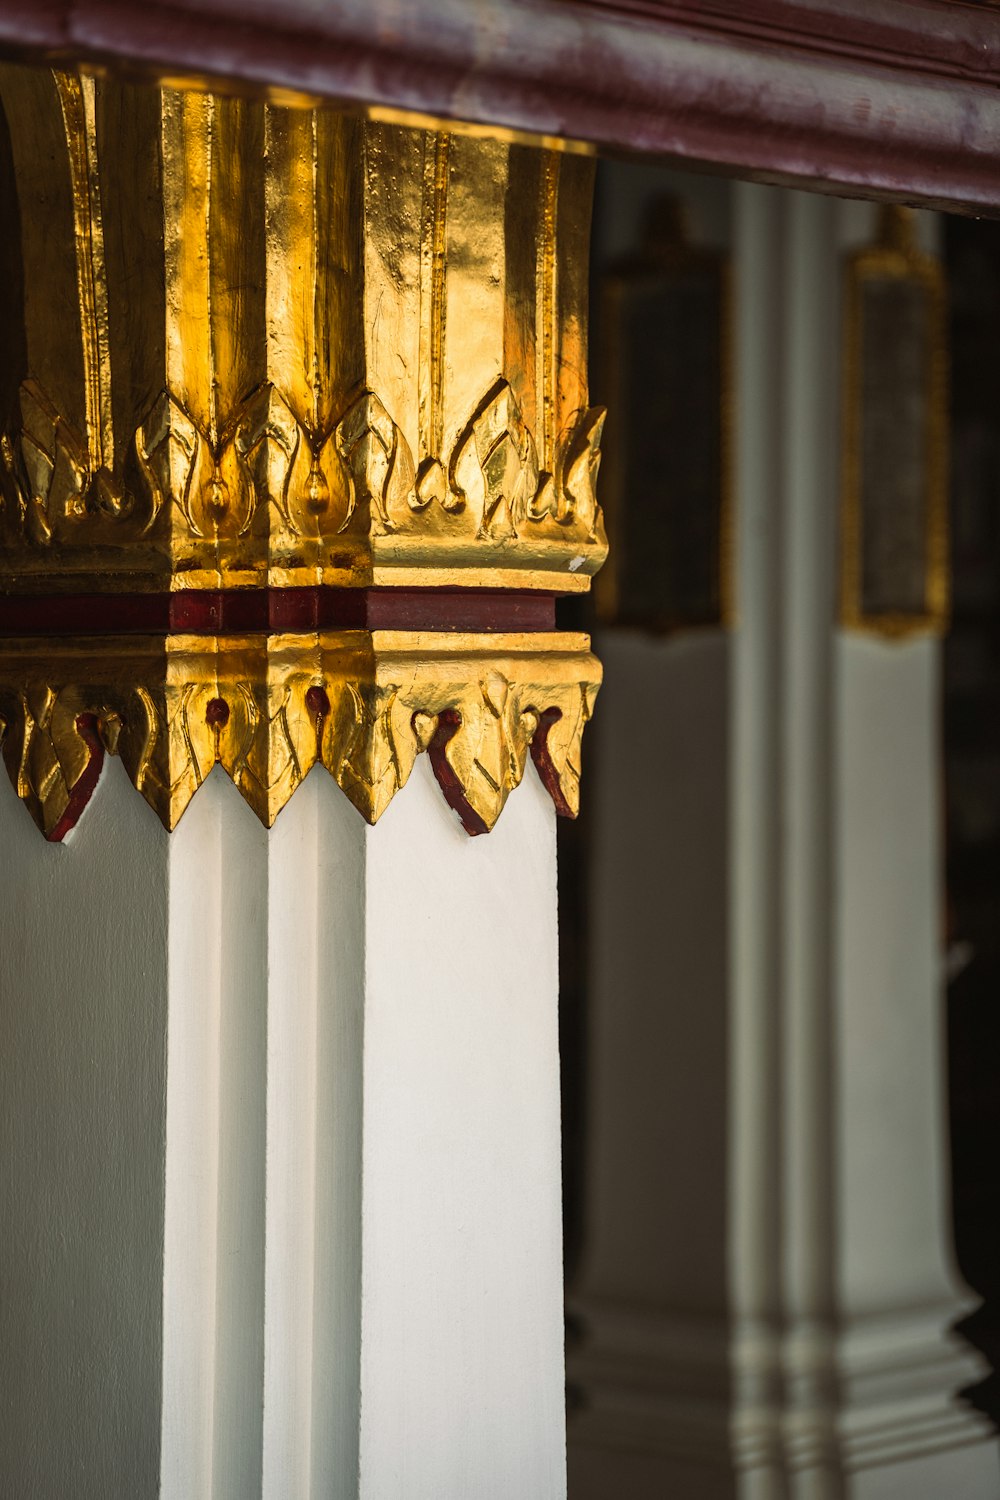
[0,67,607,595]
[840,205,949,640]
[0,65,606,838]
[0,632,601,838]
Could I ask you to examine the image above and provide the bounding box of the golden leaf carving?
[414,457,448,513]
[7,378,607,588]
[558,407,607,536]
[135,391,199,533]
[337,390,417,535]
[450,379,540,539]
[0,633,600,838]
[235,384,303,526]
[0,79,606,589]
[17,380,130,544]
[529,682,599,819]
[136,392,257,541]
[0,679,117,839]
[423,671,531,834]
[322,679,416,824]
[236,383,355,538]
[0,77,607,846]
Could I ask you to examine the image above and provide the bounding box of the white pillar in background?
[567,185,999,1498]
[0,755,567,1499]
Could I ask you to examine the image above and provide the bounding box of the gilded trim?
[840,205,949,640]
[0,631,601,838]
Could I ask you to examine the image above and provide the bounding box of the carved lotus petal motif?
[137,393,258,540]
[0,682,110,839]
[323,679,417,825]
[89,470,130,522]
[236,384,302,525]
[19,380,90,541]
[424,676,535,835]
[450,379,539,539]
[526,472,557,526]
[228,678,311,827]
[560,407,607,535]
[136,393,200,534]
[6,370,605,579]
[414,456,447,512]
[336,390,416,534]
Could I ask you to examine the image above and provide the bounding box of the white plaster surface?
[835,638,959,1316]
[359,756,567,1500]
[2,751,566,1498]
[0,757,168,1497]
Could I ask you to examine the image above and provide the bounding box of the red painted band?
[0,586,557,636]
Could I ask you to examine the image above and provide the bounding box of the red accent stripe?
[424,708,490,836]
[0,587,557,636]
[46,713,106,843]
[530,706,573,817]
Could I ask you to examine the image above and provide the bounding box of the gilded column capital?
[0,68,605,595]
[0,65,603,837]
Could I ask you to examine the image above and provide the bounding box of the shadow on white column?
[0,756,169,1496]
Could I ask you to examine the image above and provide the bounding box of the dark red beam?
[1,0,1000,215]
[0,586,558,636]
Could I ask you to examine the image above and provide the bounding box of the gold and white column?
[0,64,603,1498]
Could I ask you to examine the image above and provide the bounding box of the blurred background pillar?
[566,179,999,1498]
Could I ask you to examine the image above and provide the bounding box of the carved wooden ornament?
[0,66,604,837]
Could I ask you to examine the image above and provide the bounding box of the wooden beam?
[1,0,1000,212]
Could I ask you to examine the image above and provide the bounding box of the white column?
[0,754,567,1498]
[567,183,999,1498]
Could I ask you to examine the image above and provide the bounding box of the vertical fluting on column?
[777,189,840,1488]
[729,178,785,1490]
[157,756,567,1500]
[262,772,364,1500]
[160,772,268,1500]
